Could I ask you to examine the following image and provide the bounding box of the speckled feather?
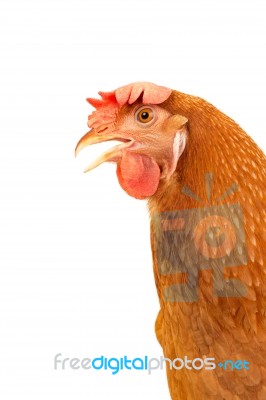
[148,90,266,400]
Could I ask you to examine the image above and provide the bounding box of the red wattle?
[116,151,160,199]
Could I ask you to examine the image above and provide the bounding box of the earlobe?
[163,129,187,178]
[172,128,187,165]
[161,114,188,179]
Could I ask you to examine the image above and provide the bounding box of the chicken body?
[76,82,266,399]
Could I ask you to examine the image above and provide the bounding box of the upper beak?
[75,129,133,173]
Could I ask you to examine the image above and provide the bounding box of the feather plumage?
[76,82,266,399]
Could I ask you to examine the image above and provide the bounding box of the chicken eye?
[135,107,154,124]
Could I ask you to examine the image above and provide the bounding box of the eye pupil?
[135,107,154,124]
[141,112,149,120]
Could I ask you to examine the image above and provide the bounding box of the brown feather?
[77,83,266,399]
[148,90,266,399]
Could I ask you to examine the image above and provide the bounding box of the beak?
[75,129,133,173]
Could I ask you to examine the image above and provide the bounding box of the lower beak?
[75,129,133,173]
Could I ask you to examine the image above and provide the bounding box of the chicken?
[75,82,266,400]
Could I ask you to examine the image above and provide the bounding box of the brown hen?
[76,82,266,400]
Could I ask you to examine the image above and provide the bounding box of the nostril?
[97,127,108,134]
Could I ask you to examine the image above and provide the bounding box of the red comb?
[86,91,118,129]
[86,91,117,108]
[114,82,172,106]
[86,82,172,129]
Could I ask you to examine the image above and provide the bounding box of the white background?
[0,0,265,399]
